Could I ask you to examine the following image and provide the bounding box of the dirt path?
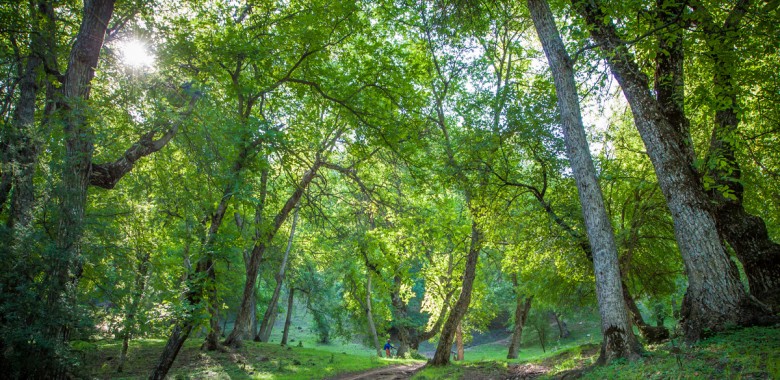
[326,362,426,380]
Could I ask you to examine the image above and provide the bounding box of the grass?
[76,338,420,379]
[575,325,780,380]
[75,301,422,379]
[414,325,780,379]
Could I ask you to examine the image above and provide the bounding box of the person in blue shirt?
[383,339,395,357]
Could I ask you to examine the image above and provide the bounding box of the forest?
[0,0,778,379]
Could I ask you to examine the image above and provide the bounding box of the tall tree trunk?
[366,271,383,357]
[529,0,641,363]
[523,171,672,344]
[455,323,464,361]
[257,205,299,342]
[3,0,56,229]
[507,294,532,359]
[430,219,482,365]
[248,167,268,339]
[46,2,116,378]
[224,161,322,348]
[654,0,694,163]
[281,288,295,346]
[117,250,151,372]
[195,139,262,351]
[572,0,771,342]
[692,1,780,310]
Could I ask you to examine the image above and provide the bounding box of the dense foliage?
[0,0,777,377]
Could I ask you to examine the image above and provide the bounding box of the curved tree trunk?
[430,220,482,365]
[224,161,322,348]
[529,0,641,363]
[257,206,299,342]
[573,0,771,342]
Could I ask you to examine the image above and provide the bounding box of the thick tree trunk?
[692,1,780,310]
[224,162,322,348]
[366,272,383,357]
[281,288,295,346]
[430,220,482,365]
[507,295,532,359]
[529,0,640,363]
[717,207,780,308]
[573,0,771,342]
[117,251,151,372]
[257,206,299,342]
[455,323,464,361]
[44,3,116,378]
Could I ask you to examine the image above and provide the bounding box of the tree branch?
[89,95,198,189]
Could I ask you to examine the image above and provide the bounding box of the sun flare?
[119,39,155,68]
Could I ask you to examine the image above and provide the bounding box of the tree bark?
[3,0,56,230]
[45,3,116,377]
[281,288,295,346]
[257,205,299,342]
[430,219,482,365]
[366,271,383,357]
[572,0,771,342]
[200,142,260,351]
[150,324,193,380]
[529,0,641,363]
[654,0,694,163]
[692,0,780,310]
[455,323,464,361]
[224,161,322,348]
[507,294,532,359]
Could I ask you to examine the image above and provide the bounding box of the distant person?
[383,339,395,357]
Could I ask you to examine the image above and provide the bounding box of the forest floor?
[412,325,780,379]
[75,324,779,379]
[74,299,779,379]
[326,363,426,380]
